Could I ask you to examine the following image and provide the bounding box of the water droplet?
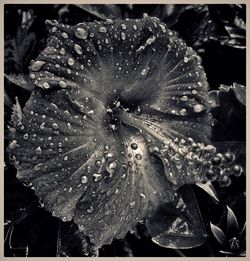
[59,48,66,55]
[81,175,88,184]
[95,160,101,167]
[197,82,203,87]
[179,108,187,116]
[121,32,126,40]
[52,123,58,129]
[9,140,19,149]
[184,57,189,63]
[107,161,117,175]
[130,201,136,208]
[146,35,156,45]
[193,104,204,113]
[141,68,149,76]
[140,193,146,199]
[68,58,75,66]
[29,73,36,79]
[87,206,94,213]
[104,18,113,25]
[131,143,138,150]
[180,95,188,101]
[133,25,137,31]
[121,24,127,30]
[99,26,107,33]
[34,163,42,171]
[42,82,50,89]
[74,44,83,55]
[40,122,45,130]
[159,24,167,33]
[64,155,68,161]
[135,154,142,160]
[36,146,42,154]
[75,27,88,39]
[51,26,57,32]
[59,80,67,88]
[30,60,46,71]
[61,32,69,39]
[23,133,28,140]
[93,173,102,182]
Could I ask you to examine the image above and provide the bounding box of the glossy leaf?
[226,206,239,237]
[210,222,228,248]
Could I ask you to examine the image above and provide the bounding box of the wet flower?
[7,15,238,248]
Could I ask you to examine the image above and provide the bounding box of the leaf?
[147,185,207,249]
[74,4,122,20]
[56,221,98,257]
[196,182,219,202]
[210,222,228,248]
[226,206,239,237]
[5,73,34,91]
[233,82,246,105]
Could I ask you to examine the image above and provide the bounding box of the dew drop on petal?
[23,133,29,140]
[193,104,204,113]
[52,123,59,129]
[34,163,42,171]
[180,95,188,101]
[42,82,50,89]
[74,44,83,55]
[95,160,101,167]
[9,140,19,150]
[130,201,136,208]
[121,32,126,40]
[36,146,42,154]
[93,173,102,182]
[68,58,75,66]
[59,48,66,55]
[133,25,137,31]
[131,143,138,150]
[30,61,46,72]
[159,24,167,33]
[81,175,88,184]
[75,27,88,39]
[59,80,67,88]
[135,154,142,160]
[179,108,187,116]
[99,26,107,33]
[61,32,69,39]
[29,73,36,79]
[87,206,94,213]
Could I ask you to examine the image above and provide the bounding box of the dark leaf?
[210,222,228,248]
[56,221,98,257]
[5,74,34,91]
[147,185,207,249]
[74,4,122,19]
[196,182,219,202]
[233,82,246,105]
[226,206,239,237]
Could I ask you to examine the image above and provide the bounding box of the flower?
[8,15,234,248]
